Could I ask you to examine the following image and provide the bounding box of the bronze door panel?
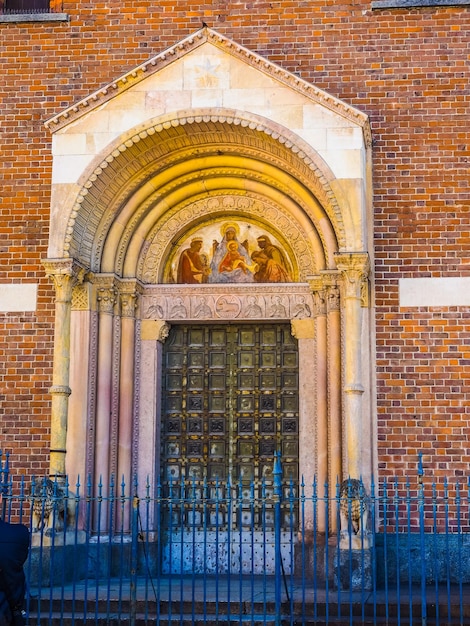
[161,323,299,529]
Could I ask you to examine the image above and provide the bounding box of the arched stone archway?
[43,28,375,534]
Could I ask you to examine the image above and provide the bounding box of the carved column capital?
[116,279,142,318]
[93,275,117,315]
[313,290,327,317]
[119,293,137,318]
[326,285,340,312]
[43,258,87,303]
[334,253,370,302]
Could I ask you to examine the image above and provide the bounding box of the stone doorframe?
[42,259,371,533]
[41,28,375,533]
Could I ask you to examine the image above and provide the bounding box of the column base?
[334,543,373,591]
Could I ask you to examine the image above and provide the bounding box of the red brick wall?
[1,1,469,482]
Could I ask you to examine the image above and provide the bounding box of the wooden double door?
[160,323,299,573]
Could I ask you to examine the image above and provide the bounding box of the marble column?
[43,259,86,481]
[94,276,117,531]
[290,318,317,528]
[325,282,342,496]
[116,283,138,530]
[312,286,328,532]
[334,253,370,481]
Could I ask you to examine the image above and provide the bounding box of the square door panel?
[167,352,183,368]
[209,373,226,390]
[238,351,255,368]
[209,464,226,480]
[282,396,299,412]
[187,418,203,434]
[238,441,254,457]
[186,441,203,457]
[238,373,254,389]
[209,395,225,412]
[259,440,276,458]
[238,464,254,481]
[209,351,226,368]
[261,329,276,345]
[209,442,225,458]
[259,417,275,434]
[166,418,181,434]
[165,396,182,412]
[260,373,276,389]
[282,441,298,457]
[210,329,227,346]
[209,418,225,434]
[238,418,254,434]
[238,395,254,412]
[282,352,298,368]
[188,374,203,389]
[260,352,276,368]
[188,352,204,368]
[167,373,182,391]
[282,418,298,434]
[239,329,255,345]
[166,442,180,457]
[259,395,276,412]
[187,395,203,411]
[282,373,298,389]
[188,328,204,345]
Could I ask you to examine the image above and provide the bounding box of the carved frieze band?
[142,285,314,322]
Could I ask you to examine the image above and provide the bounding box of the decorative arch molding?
[138,193,317,283]
[59,111,354,272]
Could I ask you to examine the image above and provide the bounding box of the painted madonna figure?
[209,223,255,284]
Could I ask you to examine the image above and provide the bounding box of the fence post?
[130,481,139,626]
[418,452,427,626]
[273,451,282,626]
[0,450,10,520]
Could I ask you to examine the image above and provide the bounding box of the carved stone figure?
[31,478,66,534]
[339,478,369,539]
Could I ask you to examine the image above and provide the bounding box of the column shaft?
[43,259,85,480]
[334,253,370,480]
[94,281,116,531]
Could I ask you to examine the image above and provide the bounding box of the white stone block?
[0,283,37,312]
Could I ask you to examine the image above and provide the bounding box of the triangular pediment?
[45,26,369,142]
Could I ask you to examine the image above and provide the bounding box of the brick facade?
[1,1,469,483]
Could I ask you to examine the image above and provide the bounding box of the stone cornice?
[44,27,371,145]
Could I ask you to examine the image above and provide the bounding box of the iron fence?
[1,450,470,624]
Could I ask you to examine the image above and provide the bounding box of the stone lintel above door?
[141,284,314,322]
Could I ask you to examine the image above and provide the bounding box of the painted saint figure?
[177,238,211,284]
[218,241,256,276]
[174,222,293,285]
[209,223,254,284]
[252,235,292,283]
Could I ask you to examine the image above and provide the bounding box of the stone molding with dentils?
[44,26,371,146]
[65,116,348,270]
